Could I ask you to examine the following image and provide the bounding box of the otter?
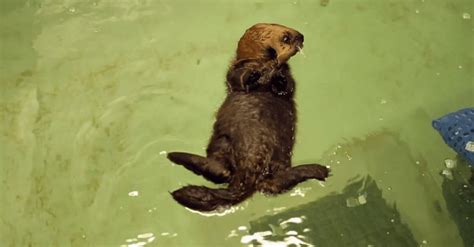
[167,23,330,212]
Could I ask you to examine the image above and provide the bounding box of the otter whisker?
[296,45,305,57]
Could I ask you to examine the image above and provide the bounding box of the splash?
[184,204,246,217]
[290,187,312,197]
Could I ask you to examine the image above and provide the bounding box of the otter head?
[236,23,304,65]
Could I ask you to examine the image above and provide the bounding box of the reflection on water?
[248,176,418,247]
[122,232,156,247]
[1,0,473,246]
[234,215,313,246]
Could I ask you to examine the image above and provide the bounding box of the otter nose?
[296,33,304,42]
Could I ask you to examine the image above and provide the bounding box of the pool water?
[1,0,473,246]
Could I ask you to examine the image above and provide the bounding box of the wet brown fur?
[167,23,329,212]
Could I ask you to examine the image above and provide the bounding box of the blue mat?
[432,108,474,166]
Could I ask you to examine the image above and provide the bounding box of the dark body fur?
[167,24,329,212]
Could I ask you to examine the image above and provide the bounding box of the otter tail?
[171,185,254,212]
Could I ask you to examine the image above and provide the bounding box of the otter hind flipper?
[167,152,230,184]
[171,185,253,212]
[260,164,330,194]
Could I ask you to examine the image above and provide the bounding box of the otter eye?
[282,34,291,44]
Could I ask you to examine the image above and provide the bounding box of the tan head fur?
[236,23,304,65]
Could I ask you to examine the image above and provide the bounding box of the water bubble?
[379,117,384,121]
[380,99,387,104]
[415,9,420,14]
[68,7,76,13]
[390,219,395,223]
[458,65,463,69]
[387,187,392,191]
[422,240,428,244]
[415,161,420,165]
[436,72,440,76]
[462,13,471,19]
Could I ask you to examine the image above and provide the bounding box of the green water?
[1,0,473,246]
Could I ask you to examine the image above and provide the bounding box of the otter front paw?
[243,70,261,92]
[271,71,288,95]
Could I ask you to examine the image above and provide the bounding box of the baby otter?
[167,23,329,212]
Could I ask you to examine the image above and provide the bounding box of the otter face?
[236,23,304,65]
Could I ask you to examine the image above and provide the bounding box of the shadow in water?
[248,176,418,247]
[441,156,474,247]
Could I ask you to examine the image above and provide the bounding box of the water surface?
[1,0,473,246]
